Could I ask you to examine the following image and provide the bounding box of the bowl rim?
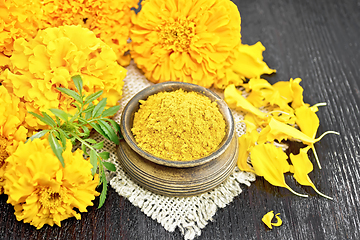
[120,81,235,168]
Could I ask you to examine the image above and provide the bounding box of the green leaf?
[58,130,67,150]
[57,87,82,103]
[81,125,90,138]
[98,172,107,209]
[92,98,107,118]
[29,111,55,127]
[101,105,120,118]
[85,111,92,120]
[81,143,88,156]
[90,149,98,176]
[41,111,56,127]
[92,141,104,150]
[55,116,61,126]
[89,122,107,138]
[72,102,81,111]
[78,118,87,125]
[83,103,95,113]
[53,130,60,139]
[85,106,95,120]
[48,133,65,167]
[57,128,70,138]
[99,151,110,160]
[97,120,120,145]
[26,130,49,142]
[49,108,70,122]
[102,161,116,172]
[71,75,83,95]
[106,119,121,134]
[84,90,103,106]
[85,138,97,144]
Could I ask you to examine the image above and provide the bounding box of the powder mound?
[131,89,226,161]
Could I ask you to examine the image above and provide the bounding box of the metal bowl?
[117,81,238,196]
[120,81,235,168]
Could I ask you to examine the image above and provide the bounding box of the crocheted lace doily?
[98,62,256,240]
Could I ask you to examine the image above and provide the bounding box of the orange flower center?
[39,188,64,208]
[0,137,9,168]
[158,18,195,52]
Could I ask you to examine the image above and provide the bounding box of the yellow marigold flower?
[4,138,99,229]
[130,0,241,88]
[262,211,282,229]
[0,52,10,71]
[0,0,44,56]
[0,85,28,194]
[1,25,126,131]
[40,0,138,65]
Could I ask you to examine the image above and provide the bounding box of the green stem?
[73,135,103,178]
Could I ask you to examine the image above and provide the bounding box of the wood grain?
[1,0,360,239]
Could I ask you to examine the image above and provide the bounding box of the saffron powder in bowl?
[131,88,226,161]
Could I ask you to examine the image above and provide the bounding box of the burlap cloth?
[95,62,256,240]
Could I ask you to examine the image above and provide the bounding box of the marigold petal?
[295,105,319,138]
[251,143,308,197]
[272,213,283,227]
[263,211,282,229]
[224,84,267,119]
[237,130,258,173]
[290,147,333,199]
[258,117,318,145]
[244,113,265,130]
[272,81,293,104]
[0,0,44,55]
[232,41,276,80]
[290,78,308,109]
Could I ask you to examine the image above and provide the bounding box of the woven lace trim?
[98,62,256,240]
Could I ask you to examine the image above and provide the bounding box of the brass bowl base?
[116,135,238,197]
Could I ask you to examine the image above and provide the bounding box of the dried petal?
[262,211,283,229]
[290,147,333,199]
[295,105,323,168]
[272,81,293,104]
[224,84,267,119]
[262,211,275,229]
[272,213,283,227]
[244,113,266,129]
[295,105,319,138]
[237,130,258,173]
[272,78,309,109]
[290,78,308,109]
[232,42,276,79]
[258,118,319,145]
[251,143,308,197]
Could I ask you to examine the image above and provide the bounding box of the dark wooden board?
[1,0,360,239]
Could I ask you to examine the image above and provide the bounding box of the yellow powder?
[131,89,226,161]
